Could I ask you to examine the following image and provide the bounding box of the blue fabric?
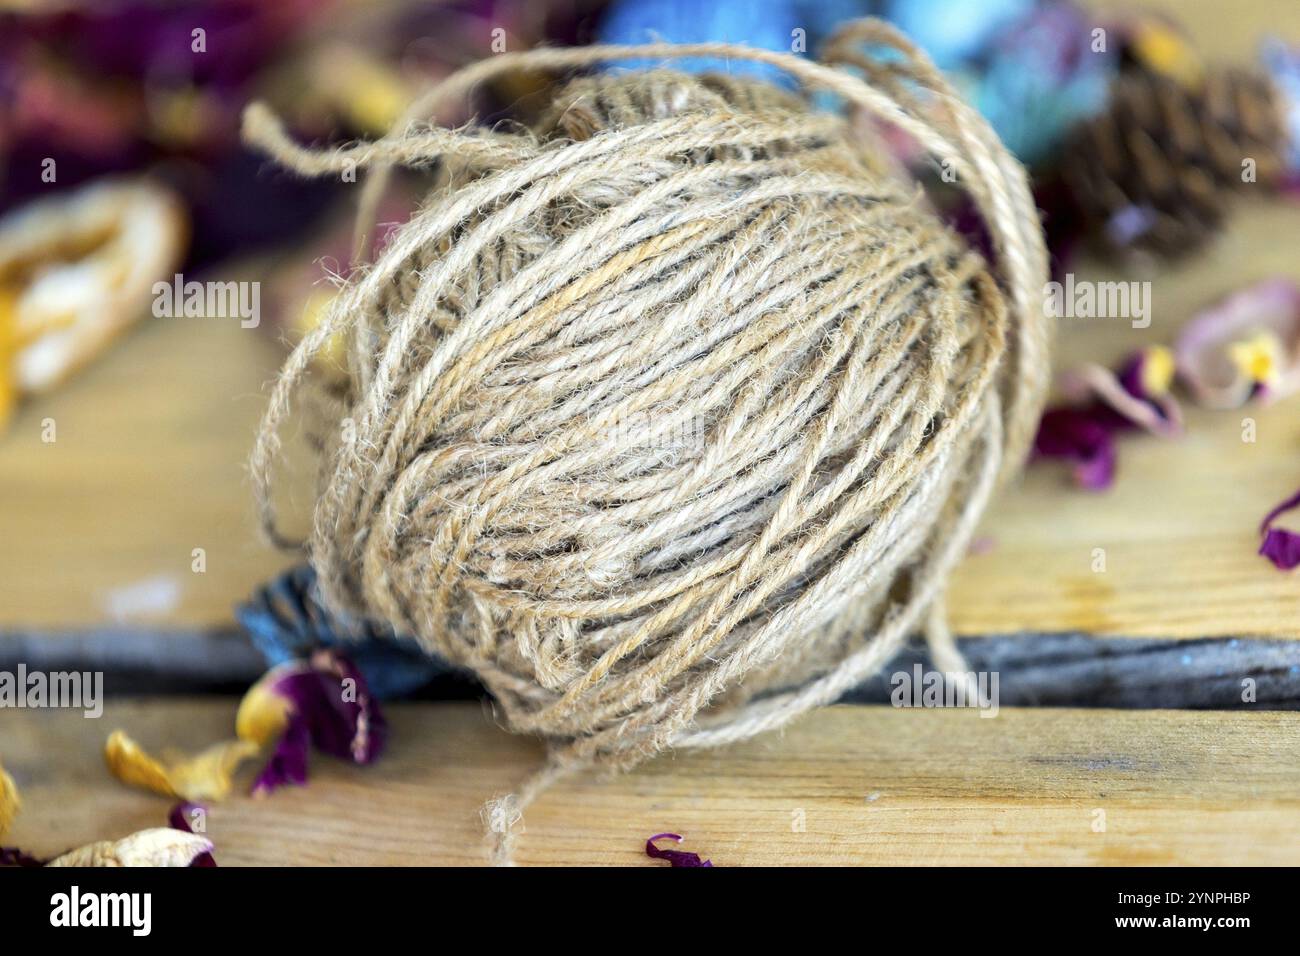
[880,0,1032,71]
[595,0,1113,165]
[598,0,807,83]
[236,565,450,700]
[1262,37,1300,174]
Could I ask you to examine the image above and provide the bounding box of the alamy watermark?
[0,664,103,717]
[595,408,707,458]
[890,663,999,717]
[1045,273,1151,329]
[152,273,260,328]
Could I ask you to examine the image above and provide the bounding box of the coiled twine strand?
[243,19,1049,864]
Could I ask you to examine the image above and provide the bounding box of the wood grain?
[3,700,1297,865]
[0,301,305,631]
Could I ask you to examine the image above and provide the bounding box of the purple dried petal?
[1057,352,1181,436]
[1260,487,1300,570]
[646,832,713,868]
[1033,407,1117,490]
[0,846,47,867]
[249,649,386,797]
[308,649,386,763]
[251,717,311,797]
[1259,529,1300,570]
[168,801,217,867]
[168,802,198,831]
[1034,348,1184,489]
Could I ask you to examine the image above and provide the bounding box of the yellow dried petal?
[105,730,259,802]
[163,739,259,802]
[105,729,179,797]
[0,760,19,840]
[1228,330,1283,386]
[1139,345,1176,396]
[1133,25,1203,87]
[235,676,293,747]
[315,46,408,135]
[0,285,16,434]
[46,828,212,867]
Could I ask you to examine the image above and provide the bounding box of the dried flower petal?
[646,832,713,868]
[0,761,18,841]
[3,768,216,868]
[1125,14,1203,87]
[1035,347,1181,489]
[1034,407,1117,489]
[1227,331,1284,388]
[106,649,383,805]
[0,179,187,403]
[105,729,258,802]
[46,828,213,868]
[0,846,46,867]
[1175,278,1300,408]
[167,802,199,832]
[234,670,295,747]
[0,762,44,866]
[168,802,217,867]
[1260,487,1300,570]
[1057,347,1182,436]
[241,649,386,797]
[0,761,42,865]
[301,649,386,764]
[251,717,311,797]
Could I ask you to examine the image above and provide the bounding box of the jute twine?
[243,19,1049,864]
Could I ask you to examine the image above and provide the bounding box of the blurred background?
[2,0,1299,694]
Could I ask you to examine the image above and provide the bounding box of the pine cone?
[1062,66,1288,257]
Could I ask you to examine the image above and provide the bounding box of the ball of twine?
[244,19,1048,864]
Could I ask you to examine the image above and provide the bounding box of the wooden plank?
[3,700,1297,865]
[0,300,307,631]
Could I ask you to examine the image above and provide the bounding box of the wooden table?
[1,0,1298,865]
[5,702,1298,866]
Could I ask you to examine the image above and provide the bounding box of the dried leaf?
[46,828,212,868]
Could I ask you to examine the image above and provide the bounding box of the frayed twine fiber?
[243,19,1049,864]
